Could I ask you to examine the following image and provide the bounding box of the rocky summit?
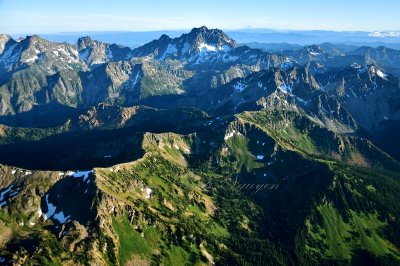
[0,27,400,265]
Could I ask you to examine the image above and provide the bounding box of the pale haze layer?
[0,0,399,34]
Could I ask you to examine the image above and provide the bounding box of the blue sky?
[0,0,399,34]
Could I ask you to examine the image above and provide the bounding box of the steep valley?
[1,27,400,265]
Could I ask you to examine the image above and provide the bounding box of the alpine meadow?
[1,1,400,265]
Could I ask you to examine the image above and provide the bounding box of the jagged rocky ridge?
[1,27,400,265]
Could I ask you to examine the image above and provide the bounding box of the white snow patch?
[60,47,79,63]
[376,69,387,79]
[145,188,152,199]
[70,48,78,56]
[24,55,38,63]
[278,82,292,94]
[349,87,358,98]
[23,47,42,63]
[38,208,43,218]
[198,43,217,52]
[131,71,141,87]
[9,191,19,197]
[11,170,16,175]
[0,43,19,68]
[0,185,14,202]
[233,80,246,92]
[57,48,68,55]
[160,44,178,60]
[44,194,56,220]
[53,211,70,224]
[79,49,90,61]
[219,45,231,52]
[224,130,243,141]
[295,96,309,105]
[224,131,235,140]
[69,170,93,181]
[351,63,361,69]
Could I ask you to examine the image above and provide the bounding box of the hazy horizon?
[7,27,400,36]
[1,0,400,35]
[6,27,400,50]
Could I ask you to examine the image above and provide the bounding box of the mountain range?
[0,26,400,265]
[14,29,400,50]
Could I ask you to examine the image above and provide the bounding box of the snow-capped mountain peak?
[131,26,237,61]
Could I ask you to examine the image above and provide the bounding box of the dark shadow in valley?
[42,174,97,226]
[374,120,400,161]
[0,128,145,171]
[0,103,78,128]
[136,94,200,110]
[0,111,218,170]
